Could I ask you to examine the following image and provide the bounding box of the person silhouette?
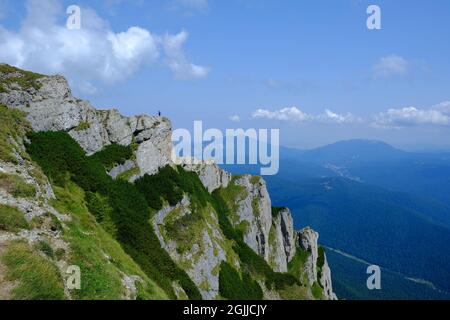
[158,111,161,117]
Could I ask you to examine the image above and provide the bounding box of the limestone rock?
[320,255,338,300]
[297,227,319,285]
[227,175,297,272]
[178,158,231,192]
[232,175,272,261]
[268,214,289,272]
[279,208,296,262]
[1,73,172,175]
[108,160,137,180]
[152,195,237,300]
[297,227,337,300]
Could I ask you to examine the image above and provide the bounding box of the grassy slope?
[26,131,201,299]
[51,181,168,300]
[0,105,167,300]
[0,241,66,300]
[1,76,314,300]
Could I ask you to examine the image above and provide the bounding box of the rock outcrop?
[0,71,172,176]
[298,227,319,285]
[230,176,273,261]
[298,227,337,300]
[1,65,337,300]
[177,158,231,192]
[152,195,238,300]
[223,175,297,273]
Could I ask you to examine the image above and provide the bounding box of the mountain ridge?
[0,64,336,300]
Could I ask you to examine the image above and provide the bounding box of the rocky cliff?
[0,64,336,300]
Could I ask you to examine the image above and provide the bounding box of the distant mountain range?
[223,139,450,299]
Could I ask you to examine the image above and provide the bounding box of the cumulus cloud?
[373,55,409,78]
[252,107,361,125]
[252,107,312,122]
[433,101,450,114]
[317,109,363,124]
[373,103,450,128]
[0,0,209,94]
[162,31,210,80]
[229,115,241,122]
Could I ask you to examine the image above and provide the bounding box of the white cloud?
[252,107,361,125]
[433,101,450,114]
[374,104,450,128]
[162,31,210,80]
[373,55,409,78]
[252,107,312,122]
[229,115,240,122]
[0,0,209,94]
[317,109,363,124]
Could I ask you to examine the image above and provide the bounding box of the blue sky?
[1,0,450,150]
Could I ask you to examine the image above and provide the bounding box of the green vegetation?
[288,249,310,285]
[0,241,65,300]
[135,166,184,210]
[34,240,54,259]
[116,167,140,181]
[85,192,117,237]
[0,104,31,163]
[0,172,36,198]
[215,177,247,220]
[135,165,209,212]
[271,206,286,219]
[74,121,90,132]
[0,204,30,232]
[278,284,311,300]
[30,212,62,232]
[90,143,134,171]
[211,188,299,291]
[0,64,44,93]
[51,181,167,300]
[165,209,204,254]
[317,246,325,282]
[27,131,200,299]
[218,261,263,300]
[311,282,324,300]
[251,197,260,217]
[55,248,66,261]
[250,176,261,185]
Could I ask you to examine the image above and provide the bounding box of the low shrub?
[271,206,286,219]
[27,131,201,300]
[218,261,263,300]
[317,246,326,282]
[35,240,54,259]
[89,143,134,170]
